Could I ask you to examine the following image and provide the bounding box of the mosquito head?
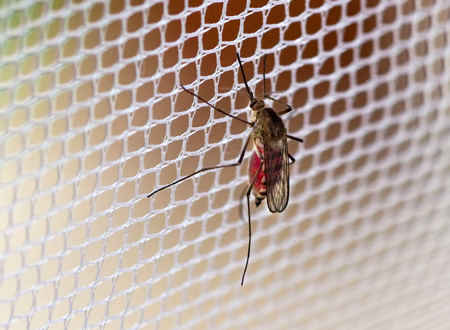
[250,97,265,111]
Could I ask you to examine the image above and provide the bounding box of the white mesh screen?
[2,0,450,329]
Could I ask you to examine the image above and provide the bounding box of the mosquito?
[147,53,303,285]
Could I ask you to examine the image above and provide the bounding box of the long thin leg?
[288,153,296,165]
[147,133,252,198]
[181,85,252,126]
[268,96,292,116]
[241,160,263,286]
[287,134,303,143]
[287,137,303,165]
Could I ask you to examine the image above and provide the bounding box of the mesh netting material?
[1,0,450,329]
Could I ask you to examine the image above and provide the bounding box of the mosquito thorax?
[250,98,265,111]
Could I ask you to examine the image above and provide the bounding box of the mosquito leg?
[287,134,303,143]
[241,160,263,286]
[147,133,252,198]
[264,95,293,116]
[287,137,303,165]
[181,85,252,126]
[288,153,296,165]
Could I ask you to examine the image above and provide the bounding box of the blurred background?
[1,0,450,329]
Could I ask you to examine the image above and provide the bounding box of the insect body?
[248,144,266,207]
[148,53,303,285]
[248,106,290,212]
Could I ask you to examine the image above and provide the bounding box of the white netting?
[1,0,450,329]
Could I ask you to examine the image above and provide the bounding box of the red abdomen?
[248,146,266,205]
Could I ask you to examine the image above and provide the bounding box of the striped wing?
[264,137,289,213]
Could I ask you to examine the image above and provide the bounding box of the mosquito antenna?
[236,53,254,101]
[263,55,267,95]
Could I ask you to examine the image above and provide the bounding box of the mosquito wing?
[264,137,289,213]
